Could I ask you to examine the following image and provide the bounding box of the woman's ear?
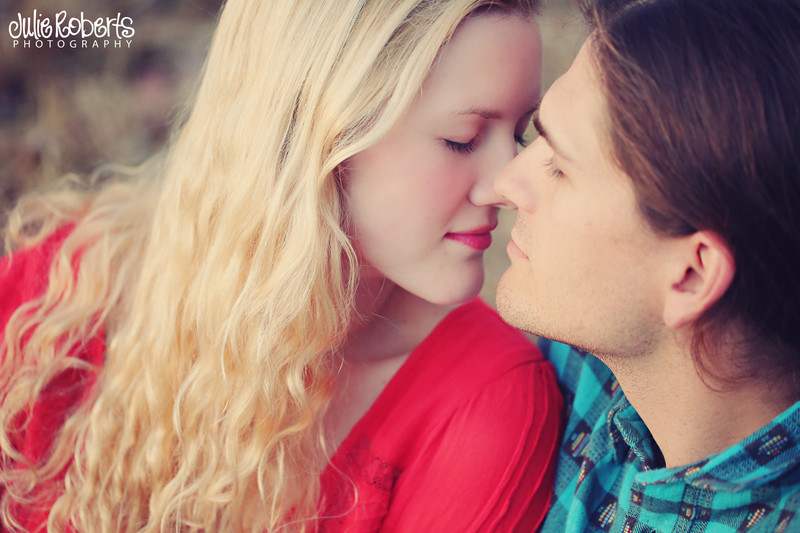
[663,231,735,329]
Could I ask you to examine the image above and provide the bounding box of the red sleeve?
[1,227,103,456]
[1,227,104,532]
[379,360,563,532]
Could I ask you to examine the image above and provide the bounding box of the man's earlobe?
[663,231,735,329]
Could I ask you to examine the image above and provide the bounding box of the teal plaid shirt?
[539,339,800,532]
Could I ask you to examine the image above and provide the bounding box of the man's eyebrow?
[532,109,571,161]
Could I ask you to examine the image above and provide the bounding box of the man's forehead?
[539,41,607,162]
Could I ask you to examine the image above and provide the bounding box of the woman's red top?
[1,229,562,531]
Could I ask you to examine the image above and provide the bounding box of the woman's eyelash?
[444,132,531,153]
[445,134,528,154]
[444,139,476,154]
[545,157,564,178]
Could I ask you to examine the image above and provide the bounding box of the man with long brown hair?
[495,0,800,530]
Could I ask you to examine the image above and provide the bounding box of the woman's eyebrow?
[454,104,539,120]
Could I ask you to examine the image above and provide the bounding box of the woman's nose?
[470,135,520,209]
[492,146,531,211]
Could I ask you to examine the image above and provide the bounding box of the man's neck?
[601,338,796,469]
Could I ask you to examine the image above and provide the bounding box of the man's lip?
[506,236,529,261]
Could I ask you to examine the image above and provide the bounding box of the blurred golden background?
[0,0,586,305]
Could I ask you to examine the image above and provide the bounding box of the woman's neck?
[343,270,455,363]
[324,272,457,449]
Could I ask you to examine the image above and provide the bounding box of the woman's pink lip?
[445,224,497,251]
[506,238,529,260]
[445,232,493,251]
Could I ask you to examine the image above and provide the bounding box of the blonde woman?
[0,0,561,531]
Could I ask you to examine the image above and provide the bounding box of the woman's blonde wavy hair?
[0,0,540,530]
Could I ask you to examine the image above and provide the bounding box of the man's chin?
[495,280,535,334]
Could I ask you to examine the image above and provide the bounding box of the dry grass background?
[0,0,586,306]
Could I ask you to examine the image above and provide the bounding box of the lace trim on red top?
[319,436,400,532]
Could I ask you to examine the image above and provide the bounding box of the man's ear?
[663,231,735,329]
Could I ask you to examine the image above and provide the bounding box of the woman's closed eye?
[444,138,477,154]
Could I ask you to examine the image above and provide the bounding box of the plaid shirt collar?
[605,386,800,492]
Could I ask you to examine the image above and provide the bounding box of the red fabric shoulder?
[320,298,563,532]
[0,225,75,330]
